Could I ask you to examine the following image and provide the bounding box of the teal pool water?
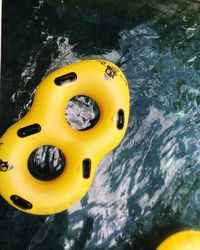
[1,1,200,249]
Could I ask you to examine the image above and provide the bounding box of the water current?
[1,1,200,249]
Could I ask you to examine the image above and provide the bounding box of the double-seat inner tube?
[0,59,130,215]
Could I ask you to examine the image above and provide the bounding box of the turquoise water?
[1,1,200,249]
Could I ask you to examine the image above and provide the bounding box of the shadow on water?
[1,0,200,249]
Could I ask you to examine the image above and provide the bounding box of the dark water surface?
[1,1,200,249]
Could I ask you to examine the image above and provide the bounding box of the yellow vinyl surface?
[0,59,130,215]
[157,231,200,250]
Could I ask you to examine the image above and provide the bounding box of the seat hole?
[28,145,66,181]
[65,95,100,131]
[54,72,77,86]
[17,123,41,138]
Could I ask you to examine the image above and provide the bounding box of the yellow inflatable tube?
[157,231,200,250]
[0,59,130,215]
